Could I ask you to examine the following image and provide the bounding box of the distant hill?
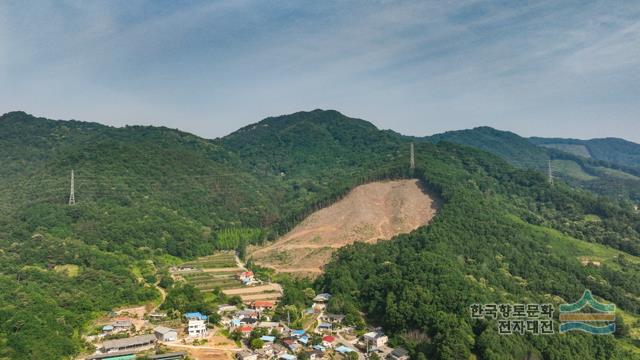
[530,136,640,169]
[424,126,549,170]
[423,126,640,202]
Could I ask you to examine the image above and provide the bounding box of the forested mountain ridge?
[530,136,640,169]
[424,126,640,203]
[1,110,640,359]
[424,126,549,169]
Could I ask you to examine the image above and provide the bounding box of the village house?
[271,343,288,358]
[236,350,258,360]
[149,312,168,321]
[251,300,276,311]
[184,312,209,338]
[154,326,178,342]
[312,293,331,311]
[111,317,133,333]
[322,335,336,348]
[86,351,136,360]
[260,335,276,343]
[188,319,208,338]
[102,334,156,353]
[101,325,114,334]
[237,309,260,319]
[256,321,282,333]
[335,345,356,356]
[239,325,254,337]
[363,331,388,349]
[237,271,255,285]
[240,317,259,326]
[323,313,345,323]
[387,347,410,360]
[255,345,275,359]
[218,304,238,314]
[306,348,324,360]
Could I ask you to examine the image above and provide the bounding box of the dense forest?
[424,126,640,203]
[1,110,640,358]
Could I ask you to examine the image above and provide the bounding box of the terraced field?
[173,252,243,291]
[181,253,238,269]
[172,251,283,304]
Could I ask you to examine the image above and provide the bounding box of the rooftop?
[391,347,409,357]
[103,334,156,351]
[85,351,136,360]
[154,326,176,334]
[184,312,208,320]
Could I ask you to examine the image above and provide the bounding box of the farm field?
[172,251,282,303]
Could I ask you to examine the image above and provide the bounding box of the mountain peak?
[1,110,36,121]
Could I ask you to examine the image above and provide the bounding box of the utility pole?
[410,142,415,171]
[548,160,553,185]
[68,170,76,205]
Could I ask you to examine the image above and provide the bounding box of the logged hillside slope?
[249,179,437,275]
[1,110,640,359]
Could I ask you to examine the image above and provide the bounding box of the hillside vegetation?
[424,126,640,203]
[0,110,640,359]
[530,137,640,169]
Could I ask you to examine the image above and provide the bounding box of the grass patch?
[593,167,639,180]
[53,264,80,277]
[552,160,598,181]
[508,215,640,269]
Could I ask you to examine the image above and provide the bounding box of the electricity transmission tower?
[548,160,554,185]
[410,142,415,171]
[68,170,76,205]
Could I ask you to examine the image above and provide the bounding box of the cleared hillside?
[248,179,438,275]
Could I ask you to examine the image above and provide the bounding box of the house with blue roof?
[184,312,208,321]
[291,329,305,337]
[260,335,276,343]
[336,345,355,354]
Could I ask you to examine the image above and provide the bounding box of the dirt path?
[201,267,241,273]
[238,292,283,301]
[248,179,438,275]
[222,284,282,296]
[162,342,242,352]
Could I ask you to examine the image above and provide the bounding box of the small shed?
[154,326,178,342]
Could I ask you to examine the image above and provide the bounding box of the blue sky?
[1,0,639,141]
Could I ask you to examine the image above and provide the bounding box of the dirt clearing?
[249,179,438,275]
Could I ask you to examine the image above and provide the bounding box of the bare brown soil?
[248,179,438,276]
[222,284,282,296]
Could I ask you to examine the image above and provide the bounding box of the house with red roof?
[239,325,254,337]
[251,301,275,311]
[322,335,335,348]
